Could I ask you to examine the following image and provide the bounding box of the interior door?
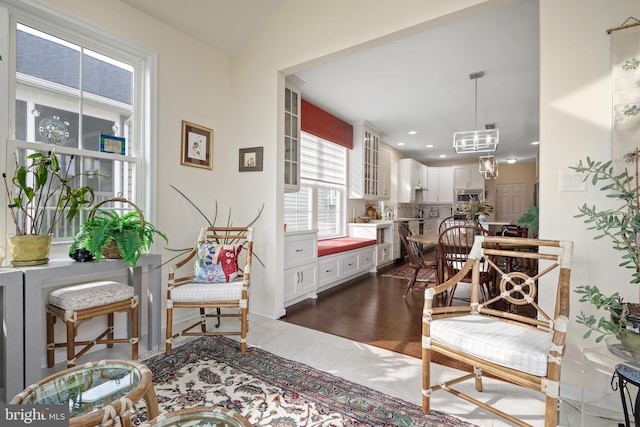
[496,183,526,222]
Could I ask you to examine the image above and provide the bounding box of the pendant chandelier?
[453,71,499,154]
[479,155,498,179]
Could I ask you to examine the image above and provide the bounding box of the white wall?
[540,0,640,388]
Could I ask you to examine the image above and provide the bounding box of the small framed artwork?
[239,147,264,172]
[181,120,213,169]
[99,134,126,155]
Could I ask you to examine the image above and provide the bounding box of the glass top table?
[142,406,252,427]
[11,359,159,426]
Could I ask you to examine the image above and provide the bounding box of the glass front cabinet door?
[284,78,302,192]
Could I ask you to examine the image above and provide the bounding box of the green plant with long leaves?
[571,150,640,284]
[70,209,168,267]
[574,285,628,343]
[571,149,640,346]
[163,185,264,267]
[2,151,95,235]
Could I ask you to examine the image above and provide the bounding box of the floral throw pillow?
[193,243,243,283]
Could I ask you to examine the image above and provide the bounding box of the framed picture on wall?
[181,120,213,169]
[239,147,264,172]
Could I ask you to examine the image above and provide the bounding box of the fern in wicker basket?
[70,198,167,267]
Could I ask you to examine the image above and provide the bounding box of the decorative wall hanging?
[609,18,640,174]
[239,147,264,172]
[181,120,213,169]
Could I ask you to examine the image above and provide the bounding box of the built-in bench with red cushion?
[317,237,376,257]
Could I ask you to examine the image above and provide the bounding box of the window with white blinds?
[284,132,346,238]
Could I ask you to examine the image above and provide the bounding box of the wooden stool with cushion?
[46,280,139,368]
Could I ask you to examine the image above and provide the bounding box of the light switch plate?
[559,171,586,192]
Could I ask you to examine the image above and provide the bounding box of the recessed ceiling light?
[426,144,434,148]
[397,142,405,146]
[531,141,540,145]
[439,154,446,158]
[408,131,417,135]
[506,158,517,164]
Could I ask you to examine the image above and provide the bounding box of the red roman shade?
[301,99,353,149]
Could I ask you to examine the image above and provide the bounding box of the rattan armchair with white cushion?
[165,226,253,355]
[422,235,573,427]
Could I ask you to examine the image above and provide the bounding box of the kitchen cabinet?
[378,145,391,200]
[426,167,454,203]
[284,77,302,192]
[284,230,318,306]
[454,165,485,189]
[349,120,381,199]
[398,158,426,203]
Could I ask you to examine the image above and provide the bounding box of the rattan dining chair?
[397,222,437,298]
[165,226,253,355]
[422,235,573,427]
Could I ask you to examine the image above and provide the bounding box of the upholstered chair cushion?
[430,314,551,376]
[48,281,134,310]
[171,280,244,302]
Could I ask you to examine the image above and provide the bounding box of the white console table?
[0,268,24,402]
[17,254,162,386]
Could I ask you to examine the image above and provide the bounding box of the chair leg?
[165,304,173,356]
[200,308,207,332]
[240,306,247,354]
[107,312,114,348]
[544,395,559,426]
[422,336,431,413]
[403,267,419,298]
[446,283,458,306]
[65,318,76,368]
[46,311,56,368]
[131,300,139,361]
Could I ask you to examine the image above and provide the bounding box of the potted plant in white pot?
[571,149,640,351]
[2,151,95,265]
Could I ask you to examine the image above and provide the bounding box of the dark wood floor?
[281,261,428,359]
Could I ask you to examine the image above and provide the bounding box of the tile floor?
[41,314,626,427]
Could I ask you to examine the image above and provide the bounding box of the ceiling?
[120,0,540,165]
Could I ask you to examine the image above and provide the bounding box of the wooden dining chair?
[422,235,573,427]
[438,214,471,234]
[397,222,437,298]
[438,225,496,306]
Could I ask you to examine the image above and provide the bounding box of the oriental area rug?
[133,336,476,426]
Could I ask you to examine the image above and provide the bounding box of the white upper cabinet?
[284,78,302,192]
[398,158,424,203]
[453,165,485,189]
[427,167,454,203]
[350,120,381,199]
[378,145,391,200]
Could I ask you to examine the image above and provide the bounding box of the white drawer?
[359,247,376,270]
[318,258,340,286]
[284,232,317,269]
[341,253,359,275]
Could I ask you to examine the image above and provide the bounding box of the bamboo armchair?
[422,235,573,427]
[165,226,253,355]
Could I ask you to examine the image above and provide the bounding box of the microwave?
[455,189,483,212]
[455,189,483,203]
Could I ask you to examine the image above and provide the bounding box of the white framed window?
[284,132,346,239]
[1,4,156,249]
